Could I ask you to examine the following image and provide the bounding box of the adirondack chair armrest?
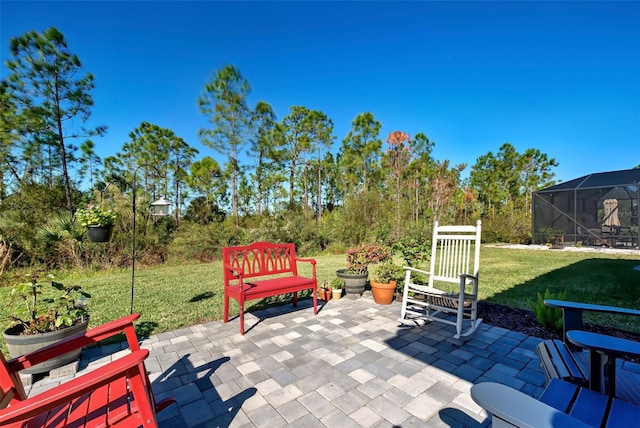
[470,382,592,428]
[0,349,150,425]
[545,299,640,344]
[9,313,142,372]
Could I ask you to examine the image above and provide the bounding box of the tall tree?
[383,131,412,237]
[5,27,106,214]
[250,101,277,215]
[340,112,382,194]
[307,110,334,219]
[273,106,316,207]
[198,65,252,226]
[78,140,101,190]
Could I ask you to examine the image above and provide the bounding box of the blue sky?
[2,1,639,184]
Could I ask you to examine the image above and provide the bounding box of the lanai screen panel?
[532,169,640,248]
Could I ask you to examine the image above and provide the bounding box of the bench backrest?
[223,242,298,283]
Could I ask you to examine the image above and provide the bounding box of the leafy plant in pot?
[337,243,392,295]
[330,278,344,300]
[3,271,91,374]
[75,205,116,242]
[370,260,403,304]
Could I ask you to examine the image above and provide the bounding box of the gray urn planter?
[336,269,368,295]
[3,318,90,374]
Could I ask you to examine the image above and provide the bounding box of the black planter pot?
[3,318,90,374]
[87,225,114,243]
[336,269,368,295]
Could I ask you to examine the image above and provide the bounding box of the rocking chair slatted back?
[430,224,481,288]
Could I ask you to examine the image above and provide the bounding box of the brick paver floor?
[25,293,550,427]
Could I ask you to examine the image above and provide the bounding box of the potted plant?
[3,271,91,374]
[337,243,392,295]
[318,281,332,301]
[370,260,403,304]
[330,278,344,300]
[75,205,116,242]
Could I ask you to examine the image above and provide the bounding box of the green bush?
[528,288,568,331]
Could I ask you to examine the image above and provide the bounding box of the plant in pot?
[75,205,116,242]
[3,271,91,374]
[318,281,332,301]
[370,260,404,304]
[337,243,392,295]
[330,278,344,300]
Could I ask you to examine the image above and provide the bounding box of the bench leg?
[313,290,318,315]
[223,293,229,323]
[293,292,298,307]
[239,302,245,335]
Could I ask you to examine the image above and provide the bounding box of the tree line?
[0,27,560,273]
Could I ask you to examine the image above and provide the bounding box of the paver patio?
[25,294,550,427]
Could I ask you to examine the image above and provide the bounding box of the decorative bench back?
[223,241,299,282]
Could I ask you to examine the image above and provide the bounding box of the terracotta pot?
[332,288,343,300]
[318,288,332,301]
[370,280,396,305]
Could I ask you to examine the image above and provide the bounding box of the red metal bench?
[223,241,318,334]
[0,313,175,428]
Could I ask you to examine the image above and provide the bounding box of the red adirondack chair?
[1,313,175,427]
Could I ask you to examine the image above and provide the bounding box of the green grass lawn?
[2,246,640,356]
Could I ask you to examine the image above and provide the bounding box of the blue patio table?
[566,330,640,397]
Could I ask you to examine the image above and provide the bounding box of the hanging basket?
[87,225,114,243]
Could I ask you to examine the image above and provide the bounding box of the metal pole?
[130,164,161,315]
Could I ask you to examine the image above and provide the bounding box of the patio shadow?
[151,355,256,426]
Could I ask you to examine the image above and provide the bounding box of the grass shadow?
[189,291,215,303]
[488,257,640,332]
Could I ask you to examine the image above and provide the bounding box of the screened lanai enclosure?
[532,168,640,249]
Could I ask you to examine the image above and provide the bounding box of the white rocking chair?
[399,220,482,341]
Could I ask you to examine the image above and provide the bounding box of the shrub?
[528,288,568,331]
[345,243,392,273]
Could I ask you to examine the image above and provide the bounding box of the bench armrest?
[0,349,150,425]
[224,262,244,276]
[9,313,141,373]
[545,299,640,344]
[471,382,592,428]
[295,257,317,278]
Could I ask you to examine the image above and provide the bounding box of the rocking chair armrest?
[459,273,478,283]
[9,313,141,372]
[403,266,431,276]
[470,382,592,428]
[0,349,150,425]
